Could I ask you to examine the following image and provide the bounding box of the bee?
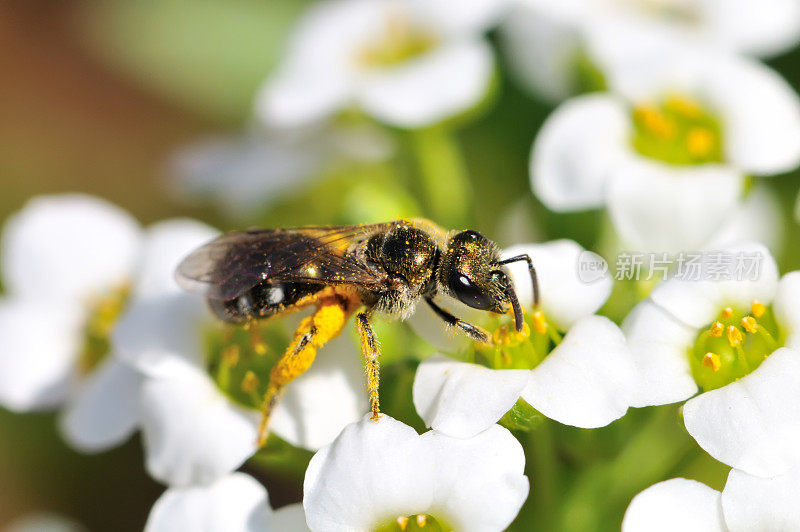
[176,218,538,446]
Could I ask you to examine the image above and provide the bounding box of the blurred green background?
[2,2,800,530]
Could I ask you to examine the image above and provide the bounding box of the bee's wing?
[175,223,395,300]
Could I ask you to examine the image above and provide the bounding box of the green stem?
[516,420,560,530]
[408,127,471,226]
[558,406,695,531]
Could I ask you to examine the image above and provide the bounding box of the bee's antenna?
[494,270,524,333]
[506,281,524,333]
[496,254,539,307]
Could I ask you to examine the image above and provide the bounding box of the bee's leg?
[425,297,491,344]
[355,312,381,421]
[257,299,350,447]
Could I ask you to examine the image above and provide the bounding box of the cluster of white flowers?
[4,0,800,530]
[519,0,800,255]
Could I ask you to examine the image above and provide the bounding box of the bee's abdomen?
[208,281,324,323]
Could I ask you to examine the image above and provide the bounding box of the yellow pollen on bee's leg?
[241,370,259,394]
[702,352,722,372]
[257,299,349,447]
[741,316,759,334]
[709,321,724,337]
[686,127,714,158]
[751,301,766,318]
[721,307,734,319]
[727,325,743,347]
[396,516,409,531]
[416,515,427,527]
[531,310,548,335]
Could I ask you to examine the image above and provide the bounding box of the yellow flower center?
[619,0,701,23]
[78,284,131,374]
[375,514,451,532]
[204,321,288,409]
[471,309,562,373]
[690,301,783,391]
[358,12,438,68]
[631,95,724,165]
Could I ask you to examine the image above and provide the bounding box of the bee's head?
[440,230,533,332]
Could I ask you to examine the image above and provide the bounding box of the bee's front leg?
[355,311,381,421]
[257,299,350,447]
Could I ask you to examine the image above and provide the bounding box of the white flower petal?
[271,504,310,532]
[607,157,744,254]
[113,293,208,378]
[1,194,140,301]
[303,415,527,532]
[134,220,219,300]
[139,361,258,486]
[721,467,800,532]
[520,315,635,428]
[145,473,274,532]
[683,347,800,477]
[423,425,529,532]
[703,0,800,57]
[622,478,725,532]
[0,299,81,412]
[708,55,800,176]
[304,415,434,532]
[412,354,530,438]
[59,358,141,453]
[774,271,800,350]
[503,240,612,330]
[255,72,350,132]
[500,2,584,101]
[705,185,784,255]
[417,0,511,35]
[269,333,368,450]
[168,133,326,216]
[253,0,376,129]
[356,39,493,128]
[622,300,698,408]
[649,242,779,329]
[531,94,629,211]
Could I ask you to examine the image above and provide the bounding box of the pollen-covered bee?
[176,219,538,445]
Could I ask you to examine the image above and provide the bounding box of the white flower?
[412,239,637,438]
[113,221,367,486]
[531,50,800,253]
[624,241,800,477]
[145,472,308,532]
[0,195,142,453]
[167,122,394,219]
[501,0,800,101]
[256,0,506,129]
[303,414,528,532]
[622,467,800,532]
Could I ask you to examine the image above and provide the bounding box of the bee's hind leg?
[355,312,381,421]
[257,298,351,447]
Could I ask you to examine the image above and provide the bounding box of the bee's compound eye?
[449,270,493,310]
